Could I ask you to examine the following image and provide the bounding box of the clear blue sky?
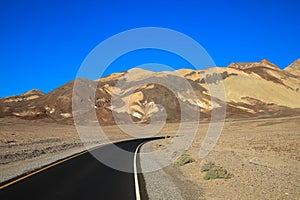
[0,0,299,97]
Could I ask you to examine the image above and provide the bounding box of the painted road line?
[133,142,145,200]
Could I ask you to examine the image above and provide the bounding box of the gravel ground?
[141,140,205,200]
[148,117,300,199]
[140,141,184,200]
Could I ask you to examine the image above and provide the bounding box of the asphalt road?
[0,137,162,200]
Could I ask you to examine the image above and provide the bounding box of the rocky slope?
[1,59,300,124]
[285,58,300,76]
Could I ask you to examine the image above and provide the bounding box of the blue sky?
[0,0,299,97]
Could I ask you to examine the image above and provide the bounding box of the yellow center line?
[0,149,89,190]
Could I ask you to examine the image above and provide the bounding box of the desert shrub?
[174,154,195,167]
[201,162,234,180]
[200,161,216,172]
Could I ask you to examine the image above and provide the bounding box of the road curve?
[0,137,162,200]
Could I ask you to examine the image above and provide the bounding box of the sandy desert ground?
[152,116,300,199]
[0,116,299,199]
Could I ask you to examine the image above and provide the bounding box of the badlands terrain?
[0,58,300,199]
[1,58,300,123]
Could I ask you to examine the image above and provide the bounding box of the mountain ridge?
[1,59,299,124]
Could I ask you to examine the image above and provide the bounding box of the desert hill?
[1,59,300,124]
[285,58,300,76]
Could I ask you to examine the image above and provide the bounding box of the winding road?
[0,137,162,200]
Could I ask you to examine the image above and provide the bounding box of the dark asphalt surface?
[0,137,162,200]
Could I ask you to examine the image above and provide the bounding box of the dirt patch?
[164,165,204,200]
[151,116,300,199]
